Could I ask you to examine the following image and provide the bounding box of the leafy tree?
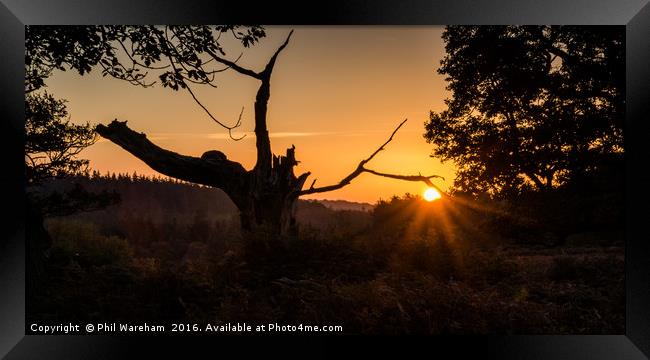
[25,25,137,198]
[425,26,624,198]
[26,26,111,93]
[25,25,265,93]
[25,92,96,185]
[25,89,119,218]
[25,27,125,291]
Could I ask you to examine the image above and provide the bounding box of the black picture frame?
[1,0,649,358]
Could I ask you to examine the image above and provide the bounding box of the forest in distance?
[25,25,625,334]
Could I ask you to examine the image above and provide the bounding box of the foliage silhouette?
[24,92,118,228]
[425,26,624,198]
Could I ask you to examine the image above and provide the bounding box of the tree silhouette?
[25,26,131,203]
[25,93,96,185]
[27,26,442,239]
[25,27,124,292]
[424,26,624,198]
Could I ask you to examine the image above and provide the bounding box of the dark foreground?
[27,176,624,334]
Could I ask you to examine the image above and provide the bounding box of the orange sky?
[46,26,456,203]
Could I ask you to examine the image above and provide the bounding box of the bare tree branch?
[205,48,261,79]
[203,30,294,82]
[184,83,247,140]
[261,30,294,78]
[154,29,247,140]
[252,30,294,173]
[298,119,445,196]
[363,169,446,193]
[95,120,248,196]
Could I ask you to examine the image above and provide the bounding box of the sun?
[423,187,442,202]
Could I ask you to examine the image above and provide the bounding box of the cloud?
[96,135,170,143]
[205,131,334,140]
[94,129,418,143]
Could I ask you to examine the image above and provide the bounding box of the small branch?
[203,29,294,82]
[157,32,246,140]
[205,48,261,79]
[292,172,312,199]
[363,169,444,185]
[298,119,445,196]
[184,83,246,140]
[117,38,170,71]
[363,169,445,192]
[260,30,294,78]
[361,118,407,166]
[206,53,244,74]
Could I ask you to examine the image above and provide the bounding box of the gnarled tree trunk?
[236,145,308,239]
[95,120,308,239]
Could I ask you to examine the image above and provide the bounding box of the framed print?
[1,0,649,358]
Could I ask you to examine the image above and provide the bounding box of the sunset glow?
[46,27,454,203]
[25,24,626,336]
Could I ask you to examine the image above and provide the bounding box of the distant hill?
[309,199,374,212]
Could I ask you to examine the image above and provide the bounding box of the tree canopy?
[25,92,96,185]
[26,26,265,92]
[425,25,624,198]
[26,25,266,138]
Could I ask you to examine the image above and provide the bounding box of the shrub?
[46,219,132,266]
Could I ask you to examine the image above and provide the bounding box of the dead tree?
[96,30,443,239]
